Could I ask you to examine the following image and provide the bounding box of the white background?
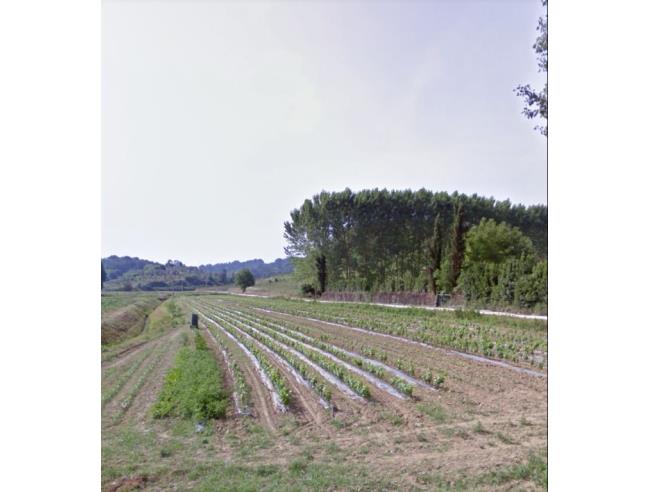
[1,0,647,489]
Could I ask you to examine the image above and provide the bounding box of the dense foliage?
[152,333,229,420]
[284,188,547,308]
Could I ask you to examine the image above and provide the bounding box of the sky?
[102,0,547,266]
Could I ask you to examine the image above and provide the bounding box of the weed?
[417,403,448,423]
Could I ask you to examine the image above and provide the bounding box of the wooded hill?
[102,256,293,291]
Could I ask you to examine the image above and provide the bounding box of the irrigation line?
[203,327,245,415]
[200,305,363,401]
[202,309,330,410]
[196,309,288,413]
[229,307,435,390]
[254,307,547,379]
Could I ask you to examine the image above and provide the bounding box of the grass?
[417,402,449,423]
[152,332,229,420]
[195,460,396,491]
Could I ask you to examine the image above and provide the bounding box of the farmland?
[102,292,547,491]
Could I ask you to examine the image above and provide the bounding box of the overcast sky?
[102,0,547,266]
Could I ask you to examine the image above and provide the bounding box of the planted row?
[102,346,154,406]
[200,310,292,406]
[207,327,252,411]
[220,306,416,397]
[204,307,334,403]
[238,307,449,389]
[207,306,370,399]
[230,297,546,366]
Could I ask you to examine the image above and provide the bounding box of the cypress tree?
[448,203,465,290]
[425,213,443,294]
[315,254,327,294]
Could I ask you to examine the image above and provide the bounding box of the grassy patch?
[417,402,449,423]
[152,333,228,420]
[195,460,395,491]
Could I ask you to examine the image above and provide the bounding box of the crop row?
[206,326,252,412]
[112,340,170,423]
[102,346,154,406]
[201,305,336,404]
[230,297,546,366]
[218,306,416,397]
[198,308,292,406]
[203,304,371,399]
[240,307,449,389]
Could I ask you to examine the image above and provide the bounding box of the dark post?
[191,313,199,328]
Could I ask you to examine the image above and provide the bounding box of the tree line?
[284,188,547,310]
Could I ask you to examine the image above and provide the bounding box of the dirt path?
[217,291,548,320]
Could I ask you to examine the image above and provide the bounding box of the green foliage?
[458,220,545,310]
[315,255,327,293]
[152,344,229,420]
[516,0,547,136]
[464,219,535,265]
[284,189,547,295]
[235,269,255,293]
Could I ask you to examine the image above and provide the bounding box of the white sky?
[102,0,547,265]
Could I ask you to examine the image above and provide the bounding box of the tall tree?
[447,203,466,291]
[515,0,547,136]
[315,254,327,294]
[424,213,443,294]
[101,261,107,289]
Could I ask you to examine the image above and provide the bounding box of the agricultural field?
[102,292,547,491]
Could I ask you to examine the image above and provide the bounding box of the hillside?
[102,255,293,291]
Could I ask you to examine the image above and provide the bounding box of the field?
[102,292,547,491]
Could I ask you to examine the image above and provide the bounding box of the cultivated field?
[102,292,547,491]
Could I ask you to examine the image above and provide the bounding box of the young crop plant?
[102,346,154,406]
[198,308,293,406]
[390,377,414,397]
[203,306,335,404]
[208,305,371,399]
[230,297,547,367]
[216,306,422,398]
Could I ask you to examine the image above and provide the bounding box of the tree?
[234,269,255,293]
[101,262,107,289]
[516,0,547,136]
[447,203,465,291]
[315,254,327,294]
[463,219,535,265]
[424,213,443,294]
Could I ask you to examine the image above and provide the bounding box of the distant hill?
[197,258,293,278]
[101,255,293,291]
